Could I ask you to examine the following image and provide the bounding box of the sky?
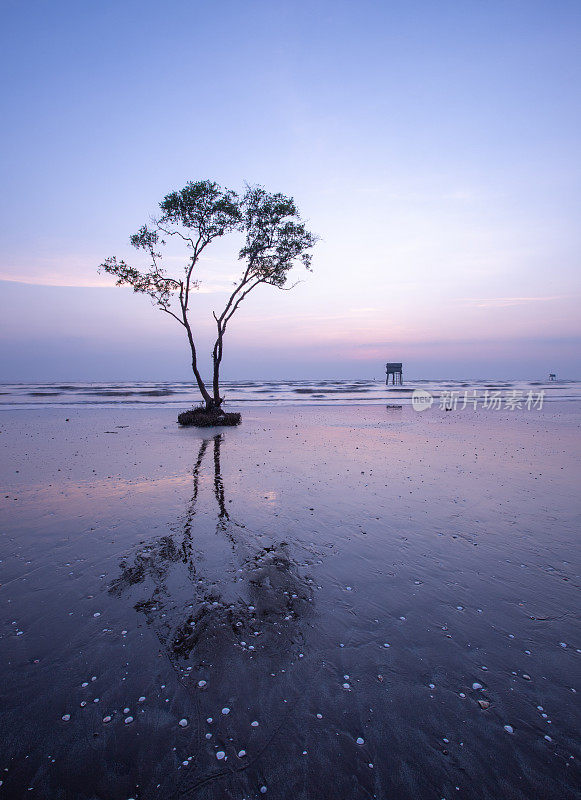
[1,0,580,381]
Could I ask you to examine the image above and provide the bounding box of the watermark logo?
[440,389,545,411]
[412,388,434,412]
[408,388,545,412]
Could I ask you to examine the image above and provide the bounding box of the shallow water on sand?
[0,405,580,799]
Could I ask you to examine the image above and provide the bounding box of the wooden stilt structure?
[385,362,403,385]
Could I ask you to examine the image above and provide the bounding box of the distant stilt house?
[385,362,403,385]
[549,373,556,381]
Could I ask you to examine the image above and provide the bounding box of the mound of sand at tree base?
[177,407,242,426]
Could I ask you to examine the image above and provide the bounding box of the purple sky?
[1,0,580,381]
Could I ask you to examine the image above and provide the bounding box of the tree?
[99,180,317,415]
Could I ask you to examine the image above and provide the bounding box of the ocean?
[0,378,580,408]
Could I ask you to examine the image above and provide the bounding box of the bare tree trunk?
[212,324,224,410]
[183,318,214,409]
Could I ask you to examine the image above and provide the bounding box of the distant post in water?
[385,362,403,385]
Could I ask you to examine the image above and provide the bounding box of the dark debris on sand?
[177,406,242,427]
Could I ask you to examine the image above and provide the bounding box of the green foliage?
[159,179,240,239]
[99,179,316,311]
[99,256,182,312]
[99,180,242,317]
[239,186,317,288]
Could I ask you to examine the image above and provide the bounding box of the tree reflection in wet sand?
[109,434,313,791]
[109,431,314,694]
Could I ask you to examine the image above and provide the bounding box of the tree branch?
[161,307,186,326]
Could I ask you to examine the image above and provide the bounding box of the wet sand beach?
[0,404,580,799]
